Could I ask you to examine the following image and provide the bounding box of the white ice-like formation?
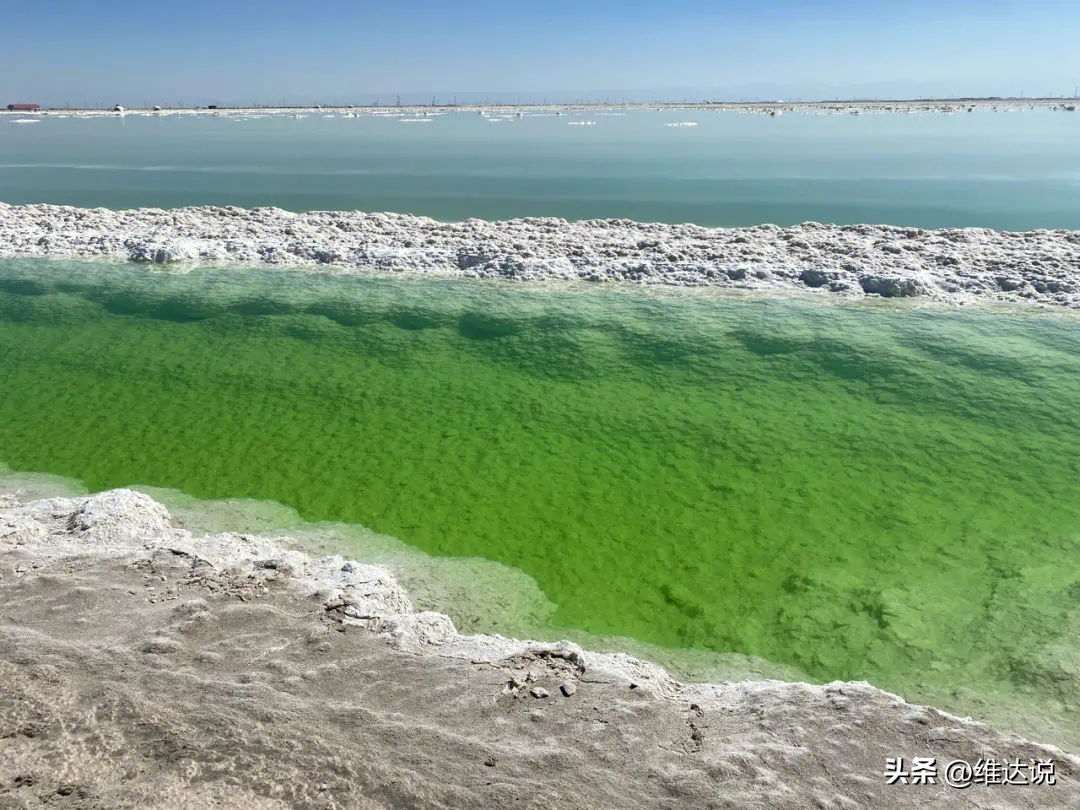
[1,203,1079,307]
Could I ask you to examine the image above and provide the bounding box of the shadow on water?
[730,329,802,357]
[227,297,296,318]
[390,310,443,331]
[731,328,899,382]
[909,339,1040,384]
[148,299,217,323]
[302,303,373,329]
[101,292,151,317]
[457,311,522,340]
[614,327,705,369]
[99,292,218,323]
[0,278,47,297]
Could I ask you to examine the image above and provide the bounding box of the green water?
[2,259,1080,744]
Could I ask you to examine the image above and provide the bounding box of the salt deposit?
[2,203,1079,308]
[4,98,1070,121]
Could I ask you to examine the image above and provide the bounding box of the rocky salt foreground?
[3,203,1080,308]
[1,489,1077,809]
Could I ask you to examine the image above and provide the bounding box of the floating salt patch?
[12,119,39,124]
[666,122,698,127]
[400,118,432,123]
[568,121,595,127]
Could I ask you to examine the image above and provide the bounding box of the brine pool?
[2,258,1079,746]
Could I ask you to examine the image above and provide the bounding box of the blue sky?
[4,0,1080,106]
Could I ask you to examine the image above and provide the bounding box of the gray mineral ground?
[2,203,1080,307]
[2,488,1078,809]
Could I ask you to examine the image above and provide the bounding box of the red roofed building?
[7,104,41,112]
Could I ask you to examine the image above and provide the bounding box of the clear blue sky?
[4,0,1080,106]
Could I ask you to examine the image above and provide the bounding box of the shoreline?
[3,486,1078,807]
[2,203,1079,308]
[3,98,1078,117]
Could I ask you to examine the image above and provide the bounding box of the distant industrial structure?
[6,103,40,112]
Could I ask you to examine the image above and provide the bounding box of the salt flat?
[2,488,1077,808]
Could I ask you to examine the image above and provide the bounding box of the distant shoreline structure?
[2,97,1077,116]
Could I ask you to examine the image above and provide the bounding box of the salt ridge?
[2,203,1080,307]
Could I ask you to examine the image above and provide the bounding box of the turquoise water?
[2,258,1080,747]
[2,110,1080,228]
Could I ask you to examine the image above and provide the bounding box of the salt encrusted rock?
[858,273,928,298]
[324,558,414,618]
[373,611,457,652]
[799,268,835,288]
[0,515,46,545]
[65,489,171,544]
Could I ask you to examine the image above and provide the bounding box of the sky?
[3,0,1080,107]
